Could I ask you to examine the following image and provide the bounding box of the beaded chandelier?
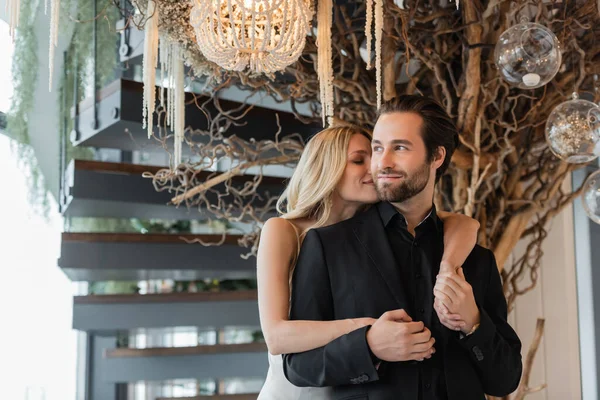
[190,0,313,74]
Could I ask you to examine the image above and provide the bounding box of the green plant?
[7,0,120,216]
[6,0,51,217]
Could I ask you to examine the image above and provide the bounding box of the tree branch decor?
[114,0,600,396]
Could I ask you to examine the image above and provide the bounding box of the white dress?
[257,353,333,399]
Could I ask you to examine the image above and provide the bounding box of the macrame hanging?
[48,0,60,91]
[158,41,186,168]
[189,0,313,74]
[363,0,383,109]
[142,0,159,138]
[317,0,334,126]
[6,0,20,38]
[364,0,374,70]
[374,0,383,109]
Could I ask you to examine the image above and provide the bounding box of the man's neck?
[390,190,434,236]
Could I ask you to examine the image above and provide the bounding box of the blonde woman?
[256,125,479,399]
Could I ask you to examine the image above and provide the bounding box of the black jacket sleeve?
[456,249,523,396]
[282,229,379,387]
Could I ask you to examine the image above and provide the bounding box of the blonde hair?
[277,124,372,234]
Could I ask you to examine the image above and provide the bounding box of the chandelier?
[190,0,313,74]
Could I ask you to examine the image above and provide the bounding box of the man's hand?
[366,309,436,362]
[433,268,480,333]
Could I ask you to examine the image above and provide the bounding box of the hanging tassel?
[143,0,159,138]
[364,0,374,70]
[159,37,168,111]
[172,44,185,169]
[48,0,60,91]
[317,0,334,127]
[7,0,21,39]
[375,0,384,109]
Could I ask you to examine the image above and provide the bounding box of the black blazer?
[283,206,522,400]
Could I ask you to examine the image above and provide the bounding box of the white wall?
[508,175,582,399]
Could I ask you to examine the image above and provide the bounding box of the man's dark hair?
[377,95,459,182]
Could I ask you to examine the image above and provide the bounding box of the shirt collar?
[377,201,443,233]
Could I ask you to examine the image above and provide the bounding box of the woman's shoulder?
[261,217,301,242]
[257,218,302,262]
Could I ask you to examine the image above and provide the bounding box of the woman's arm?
[257,218,374,356]
[437,211,480,272]
[435,211,480,328]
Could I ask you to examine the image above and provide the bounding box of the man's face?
[371,112,440,203]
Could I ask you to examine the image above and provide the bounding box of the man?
[283,95,522,400]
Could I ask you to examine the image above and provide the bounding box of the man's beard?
[375,161,431,203]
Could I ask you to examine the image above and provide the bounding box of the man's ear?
[434,146,446,169]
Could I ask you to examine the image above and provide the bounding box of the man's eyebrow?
[371,139,413,145]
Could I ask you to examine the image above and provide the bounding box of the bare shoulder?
[259,217,299,248]
[257,217,301,270]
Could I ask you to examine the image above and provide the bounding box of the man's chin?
[375,187,400,202]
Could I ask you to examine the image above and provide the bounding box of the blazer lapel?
[351,206,409,310]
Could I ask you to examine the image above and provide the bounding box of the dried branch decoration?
[126,2,600,395]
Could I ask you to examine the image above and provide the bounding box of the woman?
[256,125,479,399]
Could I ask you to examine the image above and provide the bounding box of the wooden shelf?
[60,159,285,220]
[155,395,259,400]
[72,159,288,186]
[62,232,242,245]
[70,78,318,152]
[105,343,267,359]
[74,290,258,305]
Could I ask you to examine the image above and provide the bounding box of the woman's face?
[335,133,379,204]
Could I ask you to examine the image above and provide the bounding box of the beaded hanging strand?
[172,44,185,169]
[48,0,60,91]
[317,0,334,126]
[374,0,383,109]
[7,0,20,39]
[364,0,374,70]
[142,0,159,138]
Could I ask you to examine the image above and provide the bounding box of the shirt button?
[419,308,425,314]
[425,383,431,390]
[415,273,422,279]
[413,241,419,246]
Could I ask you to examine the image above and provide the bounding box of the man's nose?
[377,149,394,171]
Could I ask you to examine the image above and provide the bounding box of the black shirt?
[377,201,448,400]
